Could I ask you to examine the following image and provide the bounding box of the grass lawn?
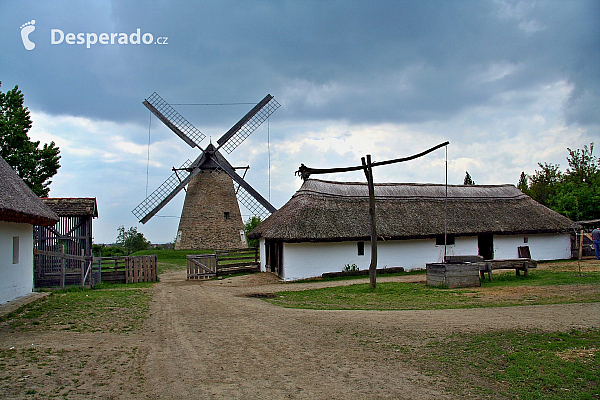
[267,262,600,310]
[418,328,600,399]
[0,282,153,333]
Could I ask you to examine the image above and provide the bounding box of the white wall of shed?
[494,233,571,260]
[0,221,34,304]
[267,233,572,281]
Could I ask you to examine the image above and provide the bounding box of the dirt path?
[138,271,600,399]
[1,269,599,399]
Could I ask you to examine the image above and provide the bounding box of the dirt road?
[139,271,599,399]
[1,270,599,399]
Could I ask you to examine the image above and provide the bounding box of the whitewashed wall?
[0,221,33,304]
[280,238,479,281]
[494,234,571,260]
[258,232,572,281]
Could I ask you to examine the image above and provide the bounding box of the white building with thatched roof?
[250,179,578,281]
[0,156,58,304]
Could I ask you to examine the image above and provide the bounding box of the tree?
[528,162,562,207]
[517,171,529,194]
[0,82,61,197]
[564,143,598,185]
[518,144,600,221]
[463,171,475,185]
[116,226,150,255]
[244,216,262,248]
[92,244,126,257]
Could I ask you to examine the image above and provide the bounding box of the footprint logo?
[20,20,36,50]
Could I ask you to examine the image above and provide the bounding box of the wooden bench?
[478,258,537,281]
[445,247,537,282]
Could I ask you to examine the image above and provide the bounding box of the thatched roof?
[42,198,98,217]
[0,156,59,226]
[250,179,578,242]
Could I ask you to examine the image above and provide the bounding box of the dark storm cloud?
[1,0,598,130]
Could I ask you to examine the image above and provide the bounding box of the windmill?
[132,92,280,250]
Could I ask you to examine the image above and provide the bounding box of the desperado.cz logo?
[20,20,168,50]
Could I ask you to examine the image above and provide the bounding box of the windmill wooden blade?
[233,182,275,219]
[143,92,206,149]
[213,154,277,217]
[216,94,280,154]
[132,158,199,224]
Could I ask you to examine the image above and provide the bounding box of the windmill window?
[224,212,230,220]
[436,234,455,246]
[357,241,365,256]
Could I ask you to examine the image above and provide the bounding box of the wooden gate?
[187,254,217,280]
[34,248,97,288]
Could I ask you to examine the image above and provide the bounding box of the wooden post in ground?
[362,155,378,290]
[578,229,584,276]
[60,245,66,288]
[81,249,85,287]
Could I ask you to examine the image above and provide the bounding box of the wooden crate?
[426,263,481,288]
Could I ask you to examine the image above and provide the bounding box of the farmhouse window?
[224,212,230,220]
[12,236,19,264]
[357,241,365,256]
[436,234,455,246]
[523,237,528,243]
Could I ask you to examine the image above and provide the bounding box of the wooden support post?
[579,229,584,260]
[60,245,66,288]
[81,249,85,287]
[578,229,584,276]
[362,155,378,290]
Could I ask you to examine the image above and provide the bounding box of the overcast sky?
[1,0,598,244]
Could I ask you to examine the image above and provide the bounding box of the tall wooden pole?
[297,141,449,290]
[362,155,378,289]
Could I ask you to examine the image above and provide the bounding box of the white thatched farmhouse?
[0,156,58,304]
[250,179,578,281]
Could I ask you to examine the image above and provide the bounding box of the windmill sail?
[143,92,206,148]
[216,94,280,154]
[132,159,196,224]
[212,150,277,216]
[233,182,275,219]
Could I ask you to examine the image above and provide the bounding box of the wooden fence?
[96,255,158,284]
[126,255,158,283]
[34,250,158,287]
[34,248,97,288]
[187,248,259,280]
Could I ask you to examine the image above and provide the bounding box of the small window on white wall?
[523,237,528,243]
[357,241,365,256]
[436,234,455,245]
[13,236,20,264]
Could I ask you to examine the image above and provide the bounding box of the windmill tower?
[132,92,280,250]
